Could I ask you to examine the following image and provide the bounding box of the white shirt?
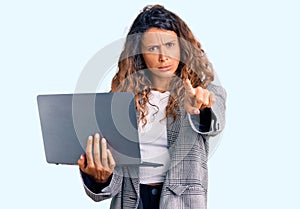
[138,90,171,184]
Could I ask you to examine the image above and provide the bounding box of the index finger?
[184,79,196,97]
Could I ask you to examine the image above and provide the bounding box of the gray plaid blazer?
[80,84,226,209]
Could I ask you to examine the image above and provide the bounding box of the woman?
[78,4,226,209]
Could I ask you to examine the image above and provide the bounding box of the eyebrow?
[142,39,177,47]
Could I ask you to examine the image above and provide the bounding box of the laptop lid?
[37,92,162,167]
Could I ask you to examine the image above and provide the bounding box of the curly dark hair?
[111,4,214,125]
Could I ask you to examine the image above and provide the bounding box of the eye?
[165,42,175,48]
[148,46,159,52]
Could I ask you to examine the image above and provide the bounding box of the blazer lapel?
[167,108,182,149]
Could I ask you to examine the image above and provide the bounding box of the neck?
[150,87,167,93]
[150,76,171,92]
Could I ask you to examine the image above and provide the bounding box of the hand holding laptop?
[78,133,115,183]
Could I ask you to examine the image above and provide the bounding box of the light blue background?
[1,0,299,208]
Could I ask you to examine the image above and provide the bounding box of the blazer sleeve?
[79,166,123,202]
[188,83,227,136]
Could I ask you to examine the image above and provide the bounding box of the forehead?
[142,28,178,44]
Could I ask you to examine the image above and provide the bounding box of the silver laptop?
[37,92,162,167]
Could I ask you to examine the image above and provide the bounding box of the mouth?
[158,65,172,71]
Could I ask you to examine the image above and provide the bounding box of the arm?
[79,167,123,202]
[80,170,112,194]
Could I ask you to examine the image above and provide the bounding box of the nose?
[158,47,168,62]
[159,55,167,62]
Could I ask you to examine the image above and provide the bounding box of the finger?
[107,149,116,170]
[85,136,95,167]
[184,100,200,114]
[194,87,204,109]
[184,79,196,97]
[78,154,86,171]
[93,133,101,166]
[203,89,210,106]
[101,138,108,168]
[208,92,216,108]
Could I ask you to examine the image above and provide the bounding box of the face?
[141,28,180,82]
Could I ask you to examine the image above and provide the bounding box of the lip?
[158,65,172,71]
